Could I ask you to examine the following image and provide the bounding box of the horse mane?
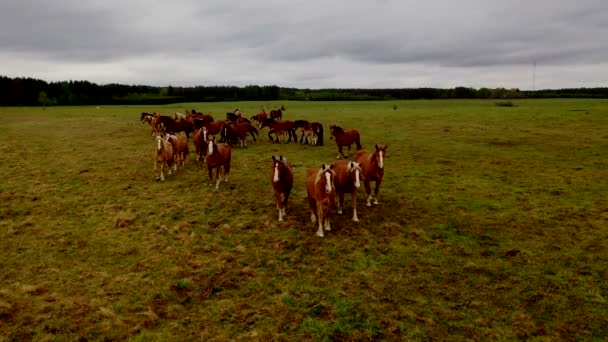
[330,125,344,134]
[314,165,334,184]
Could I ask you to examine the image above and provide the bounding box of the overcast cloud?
[1,0,606,89]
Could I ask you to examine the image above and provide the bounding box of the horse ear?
[272,155,276,161]
[383,144,388,150]
[329,164,334,170]
[321,164,326,170]
[349,161,354,168]
[375,144,379,150]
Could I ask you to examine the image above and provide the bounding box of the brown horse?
[269,105,285,121]
[306,164,336,237]
[355,144,387,207]
[329,125,362,159]
[203,120,226,142]
[151,113,194,138]
[251,111,267,125]
[260,118,297,143]
[167,133,189,167]
[295,120,324,146]
[271,155,293,222]
[192,127,208,162]
[222,122,258,148]
[205,136,231,189]
[153,133,176,181]
[332,160,362,222]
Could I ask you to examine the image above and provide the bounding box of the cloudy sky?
[1,0,606,89]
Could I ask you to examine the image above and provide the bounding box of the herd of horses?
[142,105,387,237]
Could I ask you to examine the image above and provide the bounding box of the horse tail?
[317,124,324,146]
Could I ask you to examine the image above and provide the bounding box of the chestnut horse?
[203,120,226,142]
[269,105,285,121]
[192,127,209,162]
[332,160,362,222]
[295,120,324,146]
[260,118,297,143]
[355,144,387,207]
[329,125,362,159]
[271,155,293,222]
[222,122,258,148]
[153,133,176,181]
[205,136,231,189]
[151,113,194,138]
[306,164,336,237]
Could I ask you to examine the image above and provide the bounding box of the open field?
[1,99,607,340]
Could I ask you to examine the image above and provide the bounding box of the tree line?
[1,75,607,106]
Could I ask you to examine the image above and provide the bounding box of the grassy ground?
[0,99,606,340]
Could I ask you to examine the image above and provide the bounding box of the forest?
[1,75,607,106]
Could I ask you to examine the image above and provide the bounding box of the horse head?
[207,136,217,156]
[271,155,288,183]
[348,161,362,189]
[374,144,388,169]
[316,164,335,193]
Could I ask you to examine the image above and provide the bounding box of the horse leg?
[309,198,317,224]
[323,204,331,231]
[364,180,373,207]
[159,163,165,181]
[315,202,325,237]
[373,179,382,205]
[215,167,221,189]
[208,165,214,186]
[337,192,344,215]
[282,191,290,217]
[274,190,283,221]
[352,191,359,222]
[337,146,343,159]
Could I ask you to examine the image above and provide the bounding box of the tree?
[37,91,49,107]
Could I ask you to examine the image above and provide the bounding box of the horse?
[203,120,226,142]
[167,133,189,167]
[226,112,239,122]
[329,125,362,159]
[294,120,324,146]
[271,155,293,222]
[269,105,285,121]
[141,112,158,135]
[153,133,176,181]
[192,127,208,163]
[151,113,194,138]
[205,136,232,189]
[332,160,362,222]
[259,118,297,143]
[306,164,336,237]
[222,122,258,148]
[355,144,387,207]
[250,111,267,125]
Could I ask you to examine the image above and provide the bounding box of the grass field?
[0,99,607,340]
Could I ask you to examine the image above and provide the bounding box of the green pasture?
[0,99,607,340]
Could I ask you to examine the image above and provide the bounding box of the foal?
[206,137,232,189]
[306,164,336,237]
[332,160,362,222]
[329,125,362,159]
[355,144,387,207]
[271,155,293,221]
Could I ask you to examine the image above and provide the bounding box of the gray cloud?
[0,0,606,88]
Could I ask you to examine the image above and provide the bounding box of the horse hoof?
[337,209,343,215]
[373,200,379,205]
[353,217,359,222]
[366,202,372,207]
[315,232,324,237]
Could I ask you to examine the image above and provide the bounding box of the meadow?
[0,99,606,340]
